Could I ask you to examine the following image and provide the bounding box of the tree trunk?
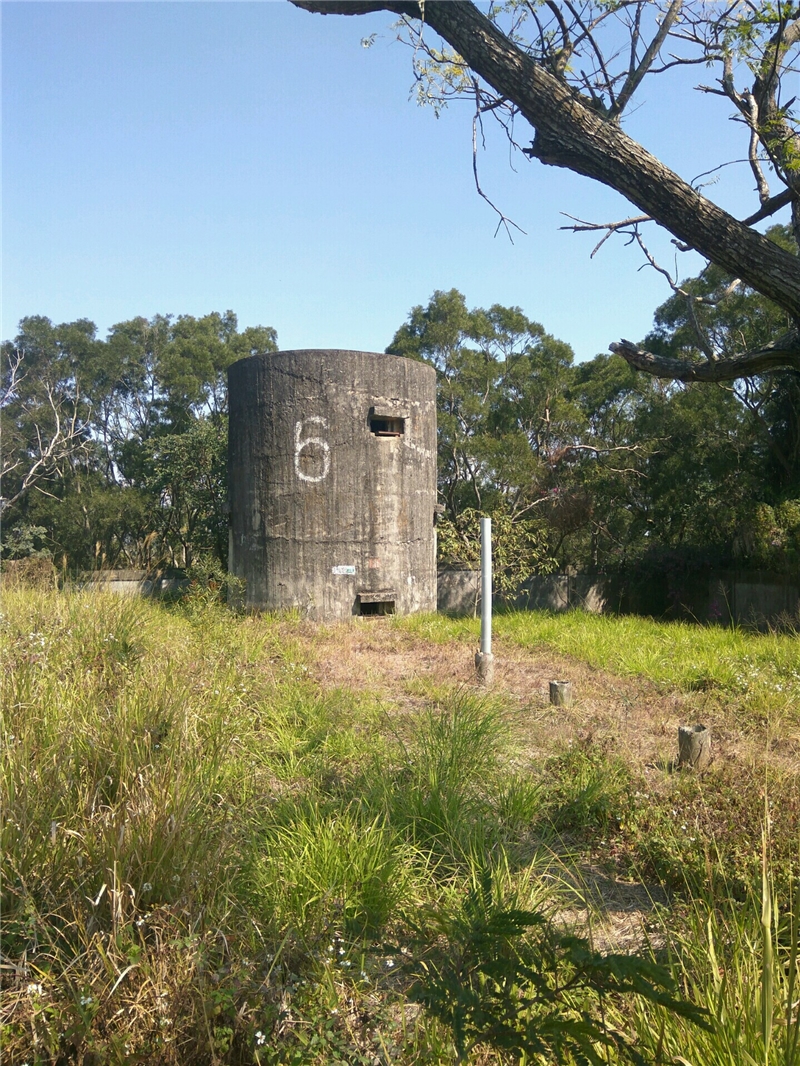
[291,0,800,379]
[291,0,800,321]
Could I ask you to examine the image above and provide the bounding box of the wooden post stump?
[677,724,711,771]
[549,680,572,707]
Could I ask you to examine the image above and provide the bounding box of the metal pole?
[475,516,494,684]
[480,516,492,655]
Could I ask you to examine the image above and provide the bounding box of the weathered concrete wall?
[27,560,797,628]
[75,571,189,597]
[228,350,438,620]
[437,568,799,627]
[516,575,609,613]
[83,570,159,597]
[606,569,799,627]
[704,572,799,629]
[437,569,481,614]
[437,571,608,615]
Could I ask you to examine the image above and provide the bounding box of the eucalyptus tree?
[388,289,583,578]
[1,311,278,569]
[388,288,580,517]
[293,0,800,383]
[1,316,96,513]
[96,311,277,485]
[642,224,800,495]
[565,224,800,575]
[621,224,800,573]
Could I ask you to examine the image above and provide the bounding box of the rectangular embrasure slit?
[370,416,405,436]
[357,590,396,616]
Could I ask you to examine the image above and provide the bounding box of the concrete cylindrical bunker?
[228,349,438,620]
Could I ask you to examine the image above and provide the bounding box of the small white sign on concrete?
[331,565,356,576]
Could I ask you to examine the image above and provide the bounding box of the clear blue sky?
[2,1,778,363]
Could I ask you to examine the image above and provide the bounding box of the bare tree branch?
[1,350,91,511]
[292,0,800,380]
[610,331,800,382]
[542,0,572,75]
[1,348,25,409]
[559,212,651,256]
[295,0,800,315]
[741,187,796,225]
[560,0,617,110]
[472,79,526,240]
[744,91,772,204]
[611,0,683,118]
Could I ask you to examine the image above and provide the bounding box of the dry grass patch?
[294,614,799,782]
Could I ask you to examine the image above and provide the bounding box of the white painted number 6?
[294,417,331,483]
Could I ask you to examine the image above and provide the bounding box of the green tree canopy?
[1,310,277,571]
[388,289,579,519]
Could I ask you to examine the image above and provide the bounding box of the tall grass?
[5,589,797,1063]
[385,697,507,866]
[1,589,573,1063]
[251,806,416,942]
[627,833,800,1065]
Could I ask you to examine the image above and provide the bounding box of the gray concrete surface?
[228,350,438,620]
[436,571,608,615]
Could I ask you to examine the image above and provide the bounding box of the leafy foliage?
[408,866,709,1064]
[2,311,276,571]
[437,506,556,595]
[387,289,579,524]
[382,281,800,583]
[5,265,800,584]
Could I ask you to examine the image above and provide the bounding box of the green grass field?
[3,588,800,1064]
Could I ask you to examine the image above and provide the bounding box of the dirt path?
[293,617,761,777]
[284,616,797,948]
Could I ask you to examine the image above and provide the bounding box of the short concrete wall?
[704,572,799,629]
[71,566,800,627]
[437,568,799,627]
[436,571,608,615]
[77,570,189,597]
[515,574,608,613]
[437,569,481,614]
